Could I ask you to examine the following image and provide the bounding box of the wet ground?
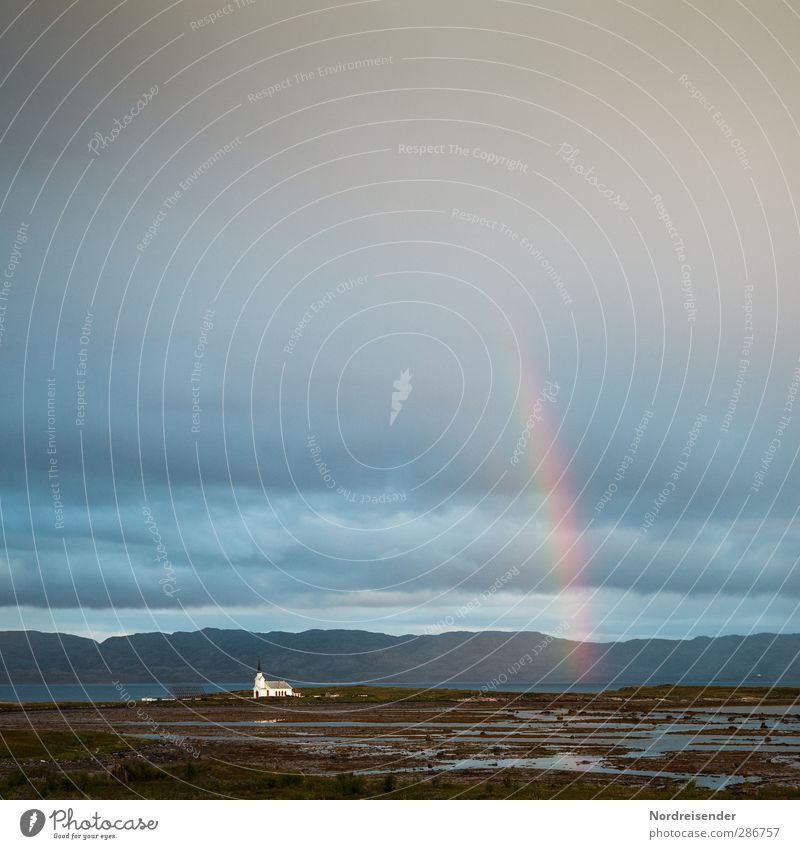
[3,689,799,795]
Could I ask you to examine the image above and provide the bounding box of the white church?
[253,660,294,698]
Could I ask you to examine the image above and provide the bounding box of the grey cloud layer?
[1,0,798,639]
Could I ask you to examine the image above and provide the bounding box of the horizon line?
[2,626,798,645]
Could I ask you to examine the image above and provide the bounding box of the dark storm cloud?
[3,482,799,614]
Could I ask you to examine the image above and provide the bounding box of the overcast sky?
[1,0,799,642]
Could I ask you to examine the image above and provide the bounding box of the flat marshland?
[1,686,798,799]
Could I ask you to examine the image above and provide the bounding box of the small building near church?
[253,661,293,698]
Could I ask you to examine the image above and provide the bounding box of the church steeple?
[257,657,262,673]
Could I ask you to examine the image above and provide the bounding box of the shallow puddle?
[361,752,757,789]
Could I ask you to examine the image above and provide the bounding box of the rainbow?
[512,370,595,682]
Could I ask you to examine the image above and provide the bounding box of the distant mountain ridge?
[0,628,798,686]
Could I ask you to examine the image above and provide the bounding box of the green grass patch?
[1,684,796,712]
[614,685,800,702]
[0,729,140,762]
[1,757,795,800]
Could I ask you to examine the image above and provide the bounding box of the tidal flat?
[1,685,798,799]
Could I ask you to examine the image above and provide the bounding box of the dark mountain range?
[0,628,798,686]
